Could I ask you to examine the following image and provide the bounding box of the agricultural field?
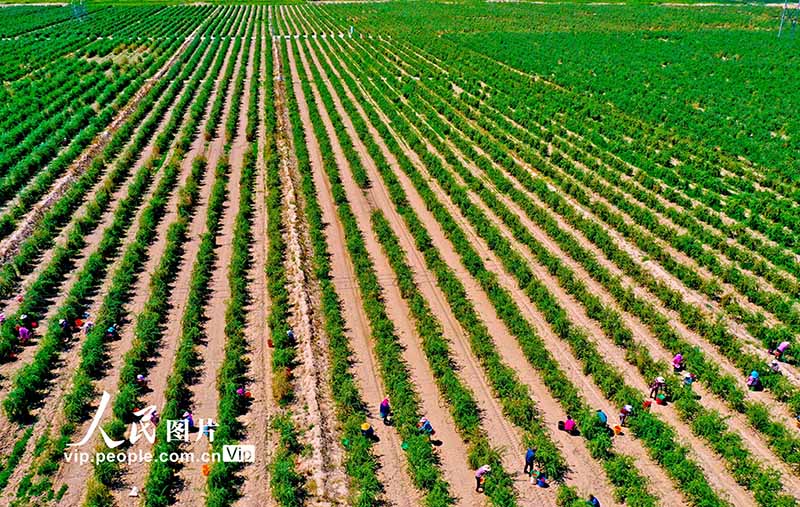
[0,1,798,506]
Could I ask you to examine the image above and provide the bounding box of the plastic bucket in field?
[613,425,622,435]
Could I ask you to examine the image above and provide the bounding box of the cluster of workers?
[359,343,797,505]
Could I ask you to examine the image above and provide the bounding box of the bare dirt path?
[282,36,419,507]
[293,36,480,506]
[48,31,240,506]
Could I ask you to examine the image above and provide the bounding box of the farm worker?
[770,359,781,374]
[106,324,118,338]
[619,404,632,426]
[560,415,577,435]
[672,353,683,372]
[379,397,390,422]
[59,319,69,331]
[287,329,294,341]
[236,387,245,397]
[535,472,548,488]
[683,371,696,388]
[136,374,147,386]
[150,409,160,425]
[774,341,790,359]
[18,326,29,344]
[475,465,491,492]
[649,377,665,398]
[524,448,536,476]
[596,409,608,425]
[746,370,761,390]
[588,494,601,507]
[83,321,94,335]
[183,411,195,430]
[20,314,30,326]
[417,417,434,436]
[360,422,374,438]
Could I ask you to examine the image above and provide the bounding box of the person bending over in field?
[379,397,391,423]
[682,371,696,389]
[649,377,666,398]
[746,370,761,391]
[183,411,195,430]
[672,353,683,373]
[360,422,375,439]
[417,417,434,437]
[588,494,601,507]
[770,341,790,360]
[17,325,29,344]
[475,465,491,493]
[619,405,633,426]
[558,415,578,435]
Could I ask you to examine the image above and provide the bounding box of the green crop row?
[266,37,307,507]
[208,18,262,506]
[143,155,227,507]
[224,9,254,144]
[204,9,247,142]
